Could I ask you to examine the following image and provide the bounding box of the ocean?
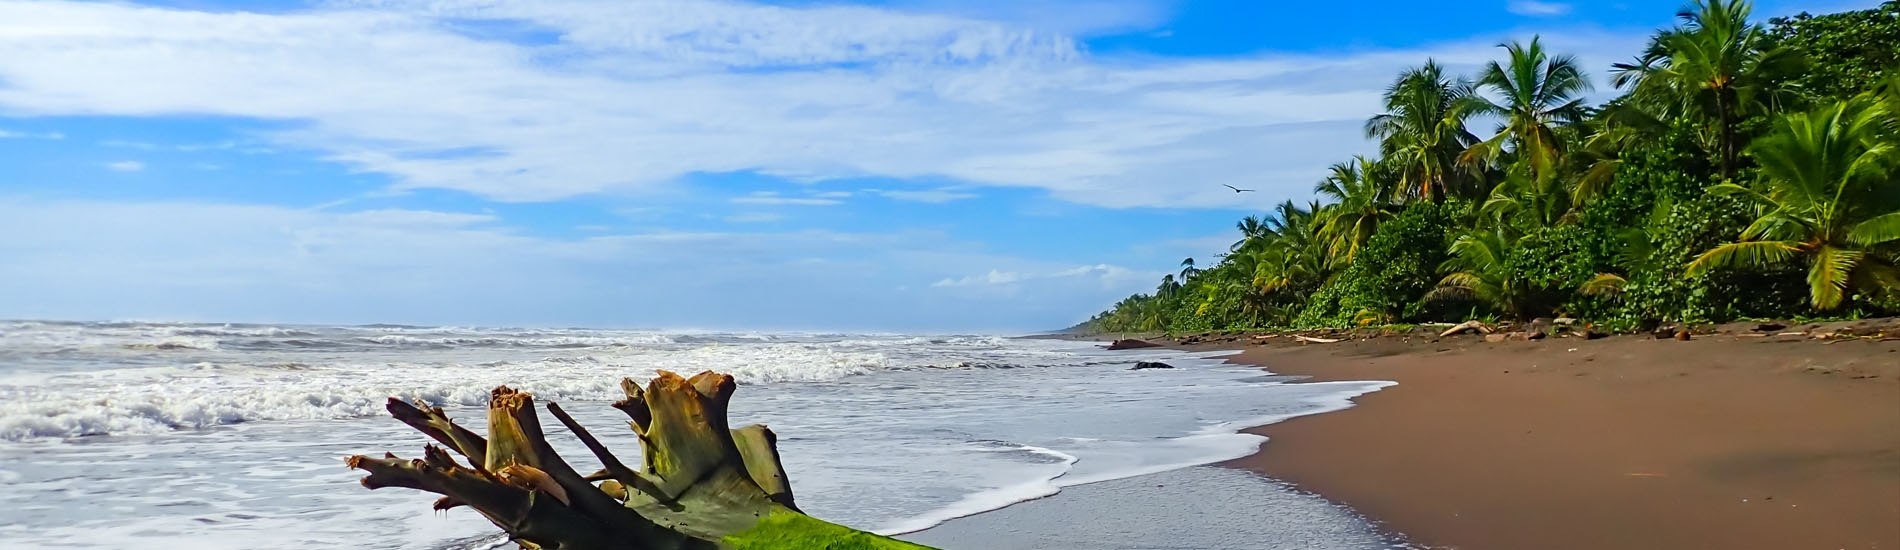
[0,321,1393,548]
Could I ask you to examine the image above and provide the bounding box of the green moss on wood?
[722,510,933,550]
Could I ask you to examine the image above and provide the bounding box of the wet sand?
[903,466,1398,549]
[1221,333,1900,550]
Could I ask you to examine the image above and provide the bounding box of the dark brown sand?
[1214,333,1900,550]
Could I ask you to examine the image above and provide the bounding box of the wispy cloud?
[105,160,144,172]
[933,263,1135,288]
[723,212,785,223]
[0,0,1645,209]
[1508,1,1573,17]
[102,139,252,152]
[933,269,1024,287]
[0,129,64,140]
[730,192,843,206]
[873,188,980,203]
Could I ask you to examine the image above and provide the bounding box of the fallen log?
[348,370,933,550]
[1294,336,1341,344]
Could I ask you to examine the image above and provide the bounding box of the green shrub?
[1295,201,1463,326]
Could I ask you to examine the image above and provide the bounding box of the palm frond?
[1807,245,1864,310]
[1578,273,1629,297]
[1685,240,1800,277]
[1847,212,1900,247]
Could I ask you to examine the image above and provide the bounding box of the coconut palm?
[1315,156,1400,264]
[1466,37,1593,187]
[1571,101,1670,206]
[1611,0,1802,180]
[1251,201,1332,293]
[1686,95,1900,310]
[1231,216,1273,253]
[1429,228,1539,318]
[1366,61,1486,202]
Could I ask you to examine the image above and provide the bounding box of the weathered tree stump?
[348,370,934,549]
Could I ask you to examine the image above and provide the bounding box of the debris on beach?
[348,371,935,550]
[1105,339,1161,350]
[1439,320,1493,337]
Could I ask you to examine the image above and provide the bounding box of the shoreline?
[1196,329,1900,550]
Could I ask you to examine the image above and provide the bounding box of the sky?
[0,0,1874,332]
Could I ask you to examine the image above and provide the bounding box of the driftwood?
[1438,320,1494,337]
[1294,336,1341,344]
[348,370,932,550]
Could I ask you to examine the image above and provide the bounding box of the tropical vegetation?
[1084,0,1900,334]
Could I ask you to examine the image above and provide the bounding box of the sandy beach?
[1213,329,1900,550]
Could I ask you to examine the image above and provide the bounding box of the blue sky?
[0,0,1871,331]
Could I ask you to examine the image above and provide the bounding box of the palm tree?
[1315,156,1400,264]
[1611,0,1802,180]
[1571,101,1669,206]
[1430,228,1538,318]
[1466,37,1593,187]
[1366,61,1485,202]
[1231,216,1272,253]
[1686,95,1900,310]
[1252,201,1331,293]
[1178,258,1200,282]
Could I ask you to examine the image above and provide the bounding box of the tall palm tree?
[1611,0,1801,180]
[1178,258,1200,282]
[1466,37,1593,187]
[1366,61,1486,202]
[1315,156,1400,264]
[1687,95,1900,310]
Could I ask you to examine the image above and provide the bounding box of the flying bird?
[1223,184,1255,193]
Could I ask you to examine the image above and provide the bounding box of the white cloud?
[933,269,1024,287]
[105,160,144,172]
[723,212,785,223]
[1508,1,1573,17]
[0,0,1647,209]
[933,263,1137,288]
[874,188,980,203]
[0,197,1150,330]
[812,191,853,198]
[102,139,246,152]
[730,192,843,206]
[0,129,63,139]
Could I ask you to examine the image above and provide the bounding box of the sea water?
[0,321,1392,548]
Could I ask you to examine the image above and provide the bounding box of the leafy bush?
[1295,202,1462,326]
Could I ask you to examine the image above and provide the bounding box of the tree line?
[1085,0,1900,334]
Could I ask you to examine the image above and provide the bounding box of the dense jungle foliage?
[1085,0,1900,334]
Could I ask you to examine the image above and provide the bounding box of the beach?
[1211,328,1900,549]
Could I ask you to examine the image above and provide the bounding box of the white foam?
[874,444,1079,535]
[0,341,906,441]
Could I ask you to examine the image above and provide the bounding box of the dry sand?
[1215,332,1900,550]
